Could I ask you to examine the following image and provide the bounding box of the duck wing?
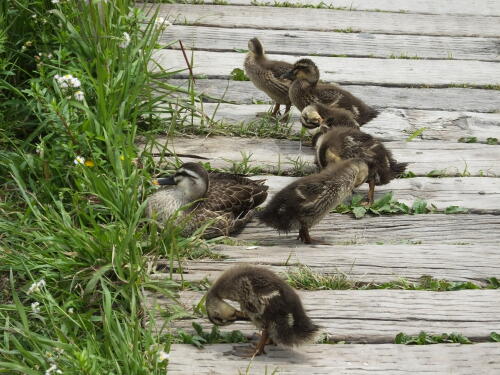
[200,173,269,215]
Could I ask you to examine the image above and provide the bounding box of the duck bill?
[280,70,295,80]
[153,176,176,185]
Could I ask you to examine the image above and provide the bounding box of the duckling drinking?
[147,163,268,239]
[206,265,319,357]
[244,38,293,119]
[301,103,360,129]
[258,159,369,244]
[282,58,379,125]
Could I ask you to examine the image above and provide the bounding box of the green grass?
[0,1,214,373]
[395,331,472,345]
[286,266,499,291]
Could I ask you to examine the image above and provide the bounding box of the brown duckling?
[244,38,293,118]
[206,265,319,357]
[147,163,268,239]
[282,58,379,124]
[301,103,360,130]
[312,125,408,205]
[258,159,369,244]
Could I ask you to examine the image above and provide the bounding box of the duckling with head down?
[311,120,408,205]
[244,38,293,119]
[282,58,379,125]
[206,265,319,357]
[301,103,360,130]
[258,159,369,244]
[147,163,268,239]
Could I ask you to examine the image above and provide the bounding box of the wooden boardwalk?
[142,1,500,373]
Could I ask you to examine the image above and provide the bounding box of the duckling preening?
[301,103,360,130]
[147,163,268,239]
[282,58,379,125]
[313,125,408,205]
[244,38,293,119]
[258,159,369,244]
[206,265,319,357]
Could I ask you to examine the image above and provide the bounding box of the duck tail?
[271,305,320,347]
[364,106,380,124]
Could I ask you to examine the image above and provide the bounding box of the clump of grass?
[286,265,355,290]
[395,331,472,345]
[230,68,250,81]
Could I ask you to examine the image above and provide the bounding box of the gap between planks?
[146,135,500,176]
[153,49,500,87]
[168,79,500,113]
[157,243,500,284]
[163,25,500,62]
[145,289,500,344]
[186,103,500,144]
[167,343,500,375]
[181,0,500,17]
[152,3,500,37]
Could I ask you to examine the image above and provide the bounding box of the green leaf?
[412,199,429,214]
[371,192,393,210]
[405,127,427,142]
[458,136,477,143]
[486,137,498,145]
[490,332,500,342]
[444,205,468,214]
[352,206,367,219]
[230,68,249,81]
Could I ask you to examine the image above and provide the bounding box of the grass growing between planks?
[0,1,211,373]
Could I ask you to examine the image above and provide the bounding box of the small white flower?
[74,156,85,165]
[51,0,60,4]
[70,77,81,88]
[45,364,62,375]
[36,144,43,154]
[68,307,74,314]
[74,90,84,101]
[27,279,46,294]
[119,32,131,49]
[47,53,53,58]
[31,302,41,313]
[157,350,170,362]
[156,17,172,28]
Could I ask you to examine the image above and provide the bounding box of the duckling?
[282,58,379,124]
[147,163,268,239]
[244,38,293,119]
[258,159,369,244]
[206,265,319,357]
[312,125,408,205]
[301,103,360,130]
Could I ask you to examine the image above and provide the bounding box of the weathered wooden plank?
[195,103,500,143]
[193,0,500,17]
[153,50,500,86]
[256,175,500,212]
[164,243,500,283]
[145,289,500,343]
[149,136,500,176]
[168,343,500,375]
[156,4,500,37]
[236,214,500,245]
[164,25,500,61]
[169,79,500,113]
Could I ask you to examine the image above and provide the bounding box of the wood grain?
[164,25,500,61]
[157,243,500,284]
[145,289,500,343]
[190,0,500,17]
[148,135,500,176]
[167,343,500,375]
[153,49,500,86]
[169,79,500,112]
[194,103,500,143]
[155,4,500,37]
[236,214,500,245]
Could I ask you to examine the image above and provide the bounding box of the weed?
[286,265,355,290]
[333,27,355,33]
[458,136,477,143]
[230,68,250,81]
[486,137,498,145]
[400,171,416,178]
[177,322,247,348]
[395,331,472,345]
[405,127,427,142]
[491,332,500,342]
[389,53,421,60]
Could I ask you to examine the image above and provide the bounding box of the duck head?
[281,58,320,84]
[206,293,249,326]
[153,162,209,201]
[301,104,325,129]
[247,37,264,57]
